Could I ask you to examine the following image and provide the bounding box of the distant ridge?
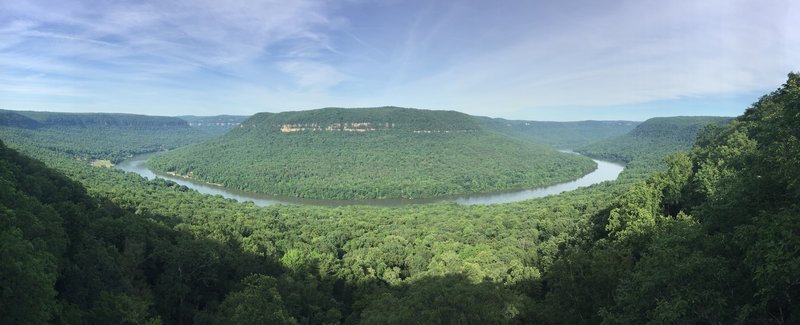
[578,116,732,162]
[577,116,732,180]
[625,116,731,141]
[0,110,42,128]
[0,109,211,162]
[238,107,481,133]
[3,110,191,129]
[177,115,249,136]
[477,116,640,148]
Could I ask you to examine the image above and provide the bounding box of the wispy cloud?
[277,60,348,89]
[0,0,797,119]
[0,0,348,105]
[380,0,799,118]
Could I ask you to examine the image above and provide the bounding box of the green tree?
[0,228,58,324]
[216,275,297,325]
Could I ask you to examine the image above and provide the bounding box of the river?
[115,151,624,207]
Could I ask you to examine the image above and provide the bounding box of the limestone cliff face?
[237,106,482,134]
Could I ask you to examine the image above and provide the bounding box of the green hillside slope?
[578,116,732,163]
[12,110,189,128]
[533,72,800,324]
[0,110,214,163]
[577,116,731,179]
[477,117,639,148]
[149,107,597,200]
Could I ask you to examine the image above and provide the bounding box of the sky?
[1,0,798,121]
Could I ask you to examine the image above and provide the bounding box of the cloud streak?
[0,0,797,119]
[376,0,799,118]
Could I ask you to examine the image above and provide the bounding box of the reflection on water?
[115,151,624,207]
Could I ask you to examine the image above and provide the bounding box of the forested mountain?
[530,72,800,324]
[1,74,796,324]
[578,116,731,163]
[477,117,639,148]
[0,109,215,163]
[577,116,731,180]
[178,115,248,136]
[7,110,190,128]
[241,106,482,131]
[0,110,43,128]
[149,107,597,200]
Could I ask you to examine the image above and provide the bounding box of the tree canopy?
[1,73,797,323]
[149,107,597,200]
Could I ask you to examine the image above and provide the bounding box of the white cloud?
[379,0,799,116]
[1,0,796,118]
[0,0,360,113]
[0,0,343,87]
[277,60,348,89]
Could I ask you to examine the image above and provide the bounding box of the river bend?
[115,151,624,207]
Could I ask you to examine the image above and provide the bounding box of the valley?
[0,74,797,324]
[3,2,795,323]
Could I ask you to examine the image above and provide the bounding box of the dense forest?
[476,117,639,149]
[530,73,800,324]
[0,110,215,163]
[149,107,597,200]
[0,73,796,324]
[0,135,630,324]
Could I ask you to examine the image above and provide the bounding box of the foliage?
[0,135,622,324]
[577,116,731,181]
[534,73,800,324]
[3,70,795,324]
[215,274,297,325]
[0,109,216,163]
[150,107,597,199]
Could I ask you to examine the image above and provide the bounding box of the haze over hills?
[476,117,640,149]
[0,109,214,163]
[1,109,190,128]
[148,107,598,200]
[577,116,732,162]
[178,115,248,136]
[577,116,732,180]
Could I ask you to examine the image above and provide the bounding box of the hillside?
[577,116,732,163]
[0,139,302,324]
[477,117,639,148]
[0,109,214,163]
[531,72,800,324]
[9,110,190,128]
[149,107,597,200]
[0,110,43,128]
[577,116,731,179]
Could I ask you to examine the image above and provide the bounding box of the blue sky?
[1,0,797,120]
